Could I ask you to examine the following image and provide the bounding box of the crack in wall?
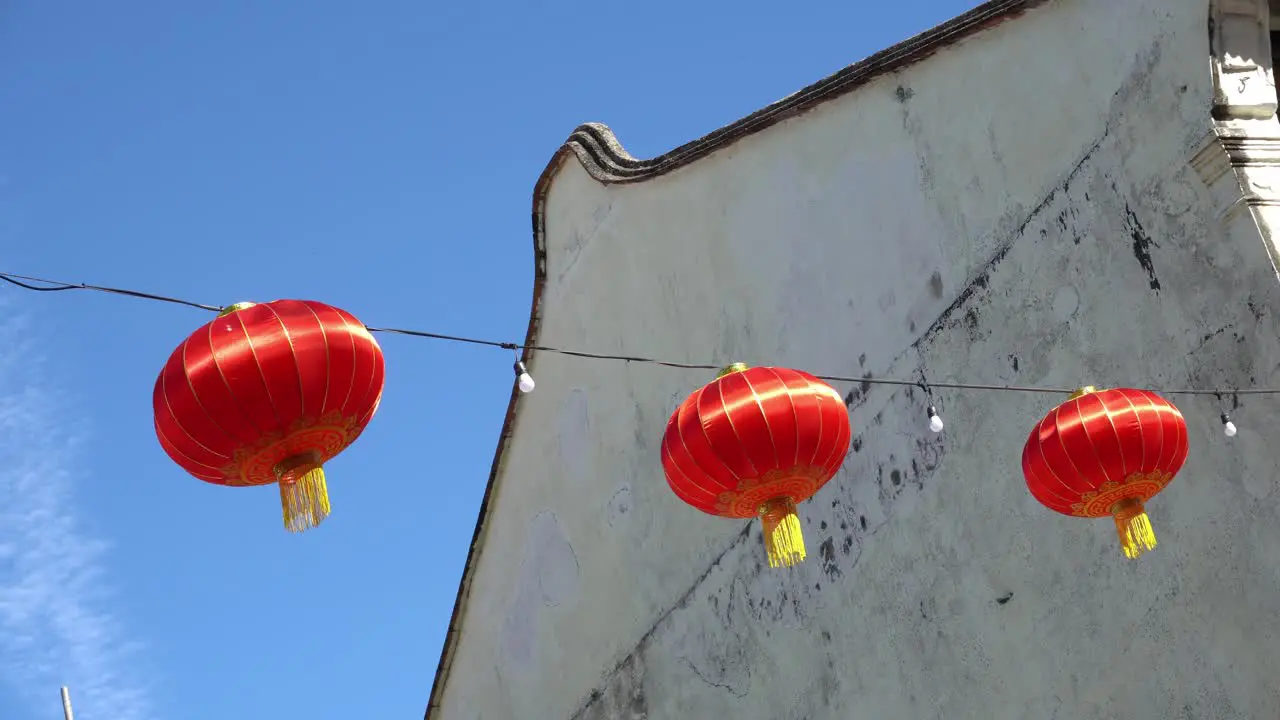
[679,657,749,699]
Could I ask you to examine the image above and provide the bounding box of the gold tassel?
[1111,498,1157,559]
[759,497,806,568]
[273,452,332,533]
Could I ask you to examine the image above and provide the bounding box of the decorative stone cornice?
[1210,0,1276,120]
[1220,135,1280,166]
[1192,131,1233,186]
[1206,0,1280,234]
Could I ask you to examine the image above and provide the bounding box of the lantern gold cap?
[1068,385,1100,400]
[716,362,750,379]
[218,301,257,318]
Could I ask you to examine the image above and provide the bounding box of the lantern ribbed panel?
[152,299,385,487]
[1021,387,1189,560]
[1021,388,1187,517]
[660,366,851,519]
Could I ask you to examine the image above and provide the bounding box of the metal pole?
[60,686,74,720]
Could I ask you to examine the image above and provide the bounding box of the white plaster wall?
[437,0,1280,718]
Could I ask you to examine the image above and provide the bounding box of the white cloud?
[0,309,153,720]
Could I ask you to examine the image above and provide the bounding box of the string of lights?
[0,269,1262,436]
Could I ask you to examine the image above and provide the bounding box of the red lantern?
[152,300,385,532]
[661,363,852,568]
[1021,386,1188,559]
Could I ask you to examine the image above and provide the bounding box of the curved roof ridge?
[563,0,1048,185]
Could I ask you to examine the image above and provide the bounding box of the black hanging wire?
[2,269,1275,397]
[0,271,223,312]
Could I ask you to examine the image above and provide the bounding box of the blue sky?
[0,2,977,718]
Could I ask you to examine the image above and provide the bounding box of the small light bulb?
[927,405,944,433]
[514,361,535,394]
[518,373,536,393]
[1221,412,1237,438]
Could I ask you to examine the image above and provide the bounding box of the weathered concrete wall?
[436,0,1280,718]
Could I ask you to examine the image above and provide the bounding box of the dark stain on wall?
[1125,203,1161,291]
[818,537,841,581]
[843,372,876,408]
[576,654,648,720]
